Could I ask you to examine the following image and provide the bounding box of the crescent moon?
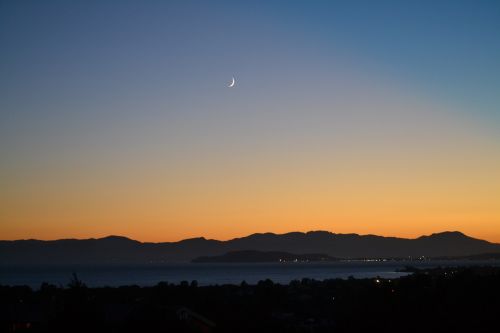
[228,77,235,88]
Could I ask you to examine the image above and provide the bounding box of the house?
[176,306,216,333]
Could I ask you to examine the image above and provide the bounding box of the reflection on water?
[1,260,499,288]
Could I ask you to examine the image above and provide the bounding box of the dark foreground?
[1,266,499,333]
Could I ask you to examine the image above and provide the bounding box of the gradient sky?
[1,0,499,242]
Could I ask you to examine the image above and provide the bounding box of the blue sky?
[1,1,500,241]
[1,0,499,123]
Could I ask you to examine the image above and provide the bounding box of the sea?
[1,260,499,288]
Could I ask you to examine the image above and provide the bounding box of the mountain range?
[1,231,500,265]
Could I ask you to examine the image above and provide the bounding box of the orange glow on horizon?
[1,224,499,244]
[2,126,499,243]
[1,63,499,245]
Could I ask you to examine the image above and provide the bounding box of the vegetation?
[1,266,499,332]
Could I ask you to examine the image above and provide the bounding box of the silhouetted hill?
[2,267,500,332]
[434,252,500,260]
[192,250,337,263]
[1,231,499,264]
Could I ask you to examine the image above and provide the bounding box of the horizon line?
[2,229,492,244]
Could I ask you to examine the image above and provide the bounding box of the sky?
[1,0,499,242]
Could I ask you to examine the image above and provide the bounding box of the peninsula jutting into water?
[1,266,499,332]
[2,0,500,332]
[191,250,338,263]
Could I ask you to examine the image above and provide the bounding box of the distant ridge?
[1,231,499,265]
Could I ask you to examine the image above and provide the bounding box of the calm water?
[1,260,499,288]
